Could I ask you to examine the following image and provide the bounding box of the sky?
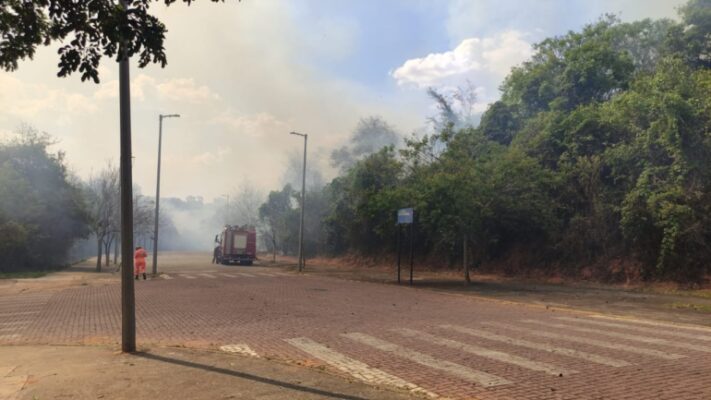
[0,0,686,202]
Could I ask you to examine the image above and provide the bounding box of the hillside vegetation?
[260,1,711,282]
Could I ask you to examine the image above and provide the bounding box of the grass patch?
[668,302,711,313]
[0,271,49,280]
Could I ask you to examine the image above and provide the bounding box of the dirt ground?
[0,345,414,400]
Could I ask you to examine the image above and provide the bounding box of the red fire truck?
[215,225,257,265]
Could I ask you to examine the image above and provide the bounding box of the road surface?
[1,256,710,399]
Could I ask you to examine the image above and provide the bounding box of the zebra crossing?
[0,293,51,341]
[160,270,288,280]
[219,314,711,399]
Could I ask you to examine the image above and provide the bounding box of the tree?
[331,116,400,171]
[259,185,296,261]
[85,163,119,271]
[324,147,404,254]
[1,0,228,352]
[608,59,711,279]
[227,183,263,228]
[669,0,711,69]
[0,127,89,272]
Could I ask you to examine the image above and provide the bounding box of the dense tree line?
[260,0,711,281]
[0,128,89,272]
[0,127,184,273]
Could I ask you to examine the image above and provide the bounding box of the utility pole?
[290,131,307,272]
[152,113,180,276]
[118,0,135,353]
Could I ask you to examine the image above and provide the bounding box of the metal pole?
[397,224,402,284]
[118,0,135,354]
[464,233,470,284]
[298,134,307,271]
[151,114,179,275]
[289,131,308,272]
[409,220,414,286]
[152,116,163,275]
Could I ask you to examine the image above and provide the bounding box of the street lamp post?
[290,131,307,272]
[151,113,180,276]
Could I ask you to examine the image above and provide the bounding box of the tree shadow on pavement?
[134,352,370,400]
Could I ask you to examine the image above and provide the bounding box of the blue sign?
[397,208,414,224]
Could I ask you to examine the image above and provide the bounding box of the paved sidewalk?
[0,345,413,400]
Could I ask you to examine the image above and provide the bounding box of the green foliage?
[0,128,89,272]
[259,185,299,256]
[257,0,711,281]
[323,147,404,254]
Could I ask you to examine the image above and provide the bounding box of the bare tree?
[85,163,119,272]
[219,182,264,228]
[133,194,155,250]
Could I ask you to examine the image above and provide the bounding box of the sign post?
[396,208,414,285]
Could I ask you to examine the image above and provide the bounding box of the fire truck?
[215,225,257,265]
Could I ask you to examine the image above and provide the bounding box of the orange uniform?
[134,248,148,275]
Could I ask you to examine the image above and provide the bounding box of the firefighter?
[212,245,222,264]
[134,246,148,280]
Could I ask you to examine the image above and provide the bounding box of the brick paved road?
[1,266,710,400]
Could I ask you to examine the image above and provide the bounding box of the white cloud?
[391,31,532,89]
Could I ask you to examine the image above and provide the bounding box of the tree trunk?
[114,238,120,265]
[104,237,112,267]
[96,237,103,272]
[463,234,470,284]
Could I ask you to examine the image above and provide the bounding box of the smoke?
[330,116,401,172]
[281,149,327,191]
[160,196,223,251]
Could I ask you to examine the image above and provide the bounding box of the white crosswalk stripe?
[523,319,711,353]
[0,322,30,327]
[343,332,512,387]
[219,273,238,278]
[285,337,438,398]
[440,324,632,367]
[197,273,217,279]
[0,311,39,317]
[220,344,260,358]
[394,328,576,376]
[486,322,684,360]
[253,272,276,277]
[555,316,711,342]
[235,272,256,278]
[590,315,711,334]
[181,274,197,279]
[0,327,26,332]
[160,274,173,280]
